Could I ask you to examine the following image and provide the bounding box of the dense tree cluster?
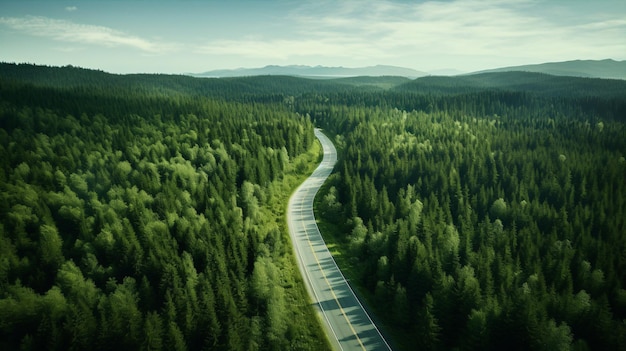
[392,71,626,98]
[0,76,327,350]
[2,63,625,350]
[305,92,626,350]
[0,63,368,103]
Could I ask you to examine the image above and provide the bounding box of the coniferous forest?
[304,90,626,349]
[0,63,328,350]
[1,63,626,350]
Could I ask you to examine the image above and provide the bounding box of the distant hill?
[194,65,427,78]
[474,59,626,80]
[329,76,411,89]
[0,62,390,101]
[428,68,466,76]
[393,71,626,98]
[3,63,625,101]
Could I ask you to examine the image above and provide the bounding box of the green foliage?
[3,62,625,350]
[0,69,328,350]
[490,198,507,219]
[309,89,626,350]
[393,71,626,98]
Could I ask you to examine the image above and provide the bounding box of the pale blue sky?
[1,0,624,74]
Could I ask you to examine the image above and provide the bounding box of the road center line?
[299,188,367,351]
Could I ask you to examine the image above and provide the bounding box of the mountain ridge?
[393,71,626,98]
[193,64,428,78]
[472,59,626,80]
[194,59,625,80]
[3,62,625,99]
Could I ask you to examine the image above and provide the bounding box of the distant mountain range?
[393,71,626,98]
[474,59,626,80]
[193,59,625,80]
[193,65,428,78]
[3,61,625,100]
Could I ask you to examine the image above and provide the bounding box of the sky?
[0,0,625,74]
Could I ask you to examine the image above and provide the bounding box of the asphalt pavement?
[287,128,392,351]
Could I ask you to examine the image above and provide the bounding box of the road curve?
[287,128,392,351]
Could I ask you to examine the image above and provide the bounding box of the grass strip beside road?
[259,137,331,350]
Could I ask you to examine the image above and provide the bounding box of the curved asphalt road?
[287,128,392,351]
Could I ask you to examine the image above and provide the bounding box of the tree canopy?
[304,87,626,350]
[2,62,625,350]
[0,65,327,350]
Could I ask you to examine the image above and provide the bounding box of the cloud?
[196,0,625,68]
[0,16,175,54]
[293,1,542,54]
[196,37,386,61]
[65,6,78,12]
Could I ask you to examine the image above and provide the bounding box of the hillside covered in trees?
[1,63,625,350]
[0,64,330,350]
[302,89,626,349]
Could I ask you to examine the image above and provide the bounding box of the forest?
[302,89,626,350]
[0,64,329,350]
[1,62,626,350]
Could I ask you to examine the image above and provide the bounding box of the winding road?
[287,128,392,351]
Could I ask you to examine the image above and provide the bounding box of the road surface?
[287,128,392,351]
